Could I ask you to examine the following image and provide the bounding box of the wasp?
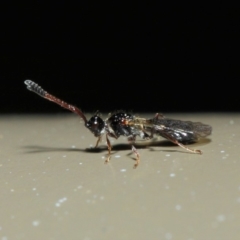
[24,80,212,168]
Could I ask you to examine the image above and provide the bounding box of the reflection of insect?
[24,80,212,168]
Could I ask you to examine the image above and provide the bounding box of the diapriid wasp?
[24,80,212,168]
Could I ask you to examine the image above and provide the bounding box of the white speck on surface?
[166,154,171,157]
[217,214,226,222]
[32,220,40,226]
[10,189,14,192]
[2,236,8,240]
[237,197,240,203]
[59,197,67,203]
[66,169,69,171]
[71,145,76,148]
[32,188,36,191]
[220,150,225,153]
[114,155,121,158]
[170,173,175,177]
[55,197,67,207]
[165,232,172,239]
[62,155,66,158]
[79,162,83,165]
[47,157,50,160]
[175,204,182,210]
[229,120,234,125]
[100,196,104,200]
[77,185,83,189]
[120,169,127,172]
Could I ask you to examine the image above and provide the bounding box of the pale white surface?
[0,113,240,240]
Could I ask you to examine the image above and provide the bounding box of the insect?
[24,80,212,168]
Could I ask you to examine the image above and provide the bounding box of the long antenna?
[24,80,87,124]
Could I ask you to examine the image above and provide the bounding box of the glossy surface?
[0,113,239,240]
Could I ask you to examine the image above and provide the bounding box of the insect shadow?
[23,137,211,156]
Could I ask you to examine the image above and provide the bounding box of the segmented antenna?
[24,80,46,97]
[24,80,87,123]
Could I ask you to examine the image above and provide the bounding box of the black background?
[1,3,239,114]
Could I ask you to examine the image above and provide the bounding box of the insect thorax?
[106,112,136,138]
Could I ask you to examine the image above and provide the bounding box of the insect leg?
[95,136,102,148]
[105,134,111,164]
[128,136,140,168]
[131,145,140,169]
[160,132,202,154]
[105,133,117,164]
